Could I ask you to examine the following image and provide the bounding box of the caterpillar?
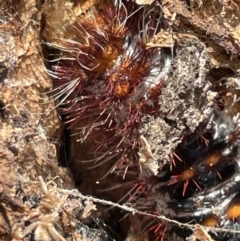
[123,88,240,240]
[47,0,167,181]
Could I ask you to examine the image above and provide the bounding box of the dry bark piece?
[141,38,216,171]
[187,224,215,241]
[162,0,240,73]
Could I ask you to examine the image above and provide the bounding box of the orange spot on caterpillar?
[204,153,222,167]
[202,215,220,227]
[114,82,130,97]
[93,44,122,73]
[168,167,201,196]
[106,48,157,98]
[203,152,223,179]
[226,200,240,220]
[180,168,195,181]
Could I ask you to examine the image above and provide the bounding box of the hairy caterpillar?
[47,0,167,180]
[126,89,240,240]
